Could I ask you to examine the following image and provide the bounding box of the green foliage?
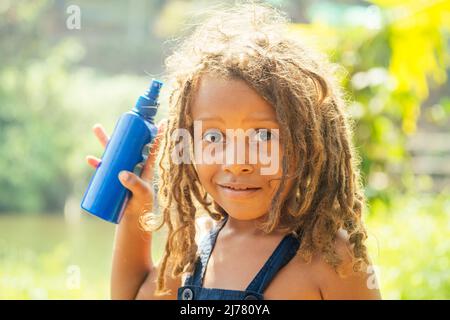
[366,193,450,299]
[289,0,450,200]
[0,40,80,212]
[0,1,78,212]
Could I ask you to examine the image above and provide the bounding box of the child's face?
[190,74,294,221]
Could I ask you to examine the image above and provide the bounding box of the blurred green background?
[0,0,449,299]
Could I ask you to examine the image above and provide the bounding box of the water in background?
[0,213,166,299]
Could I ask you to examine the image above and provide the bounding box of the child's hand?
[85,121,166,220]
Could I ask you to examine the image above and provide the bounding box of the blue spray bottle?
[81,79,163,224]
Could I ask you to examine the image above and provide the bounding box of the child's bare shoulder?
[267,230,380,299]
[303,230,381,299]
[264,235,323,299]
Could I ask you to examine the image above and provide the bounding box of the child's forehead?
[190,75,278,123]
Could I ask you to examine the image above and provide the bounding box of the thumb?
[118,170,151,197]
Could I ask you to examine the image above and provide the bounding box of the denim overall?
[177,215,301,300]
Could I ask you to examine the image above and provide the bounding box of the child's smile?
[190,74,294,222]
[216,182,262,200]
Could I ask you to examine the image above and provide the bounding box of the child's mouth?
[217,183,262,199]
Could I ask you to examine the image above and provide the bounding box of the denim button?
[182,288,194,300]
[244,294,259,300]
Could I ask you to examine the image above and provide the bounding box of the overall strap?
[245,233,300,294]
[184,215,228,287]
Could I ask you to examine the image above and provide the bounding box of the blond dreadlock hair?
[142,0,370,296]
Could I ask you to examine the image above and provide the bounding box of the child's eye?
[203,130,224,143]
[252,129,274,142]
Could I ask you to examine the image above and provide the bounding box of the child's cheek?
[264,150,296,202]
[193,163,218,193]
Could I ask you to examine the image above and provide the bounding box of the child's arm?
[87,123,174,299]
[110,205,156,299]
[111,197,186,300]
[111,210,182,300]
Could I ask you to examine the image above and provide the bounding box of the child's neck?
[223,214,280,238]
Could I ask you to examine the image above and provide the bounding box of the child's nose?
[222,163,254,175]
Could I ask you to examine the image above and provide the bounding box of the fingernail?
[119,171,129,182]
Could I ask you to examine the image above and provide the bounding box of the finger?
[118,171,151,198]
[86,155,101,168]
[141,119,167,181]
[92,123,110,148]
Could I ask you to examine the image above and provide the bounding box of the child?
[87,2,381,300]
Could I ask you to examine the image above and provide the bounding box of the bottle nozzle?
[146,79,163,104]
[133,79,163,122]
